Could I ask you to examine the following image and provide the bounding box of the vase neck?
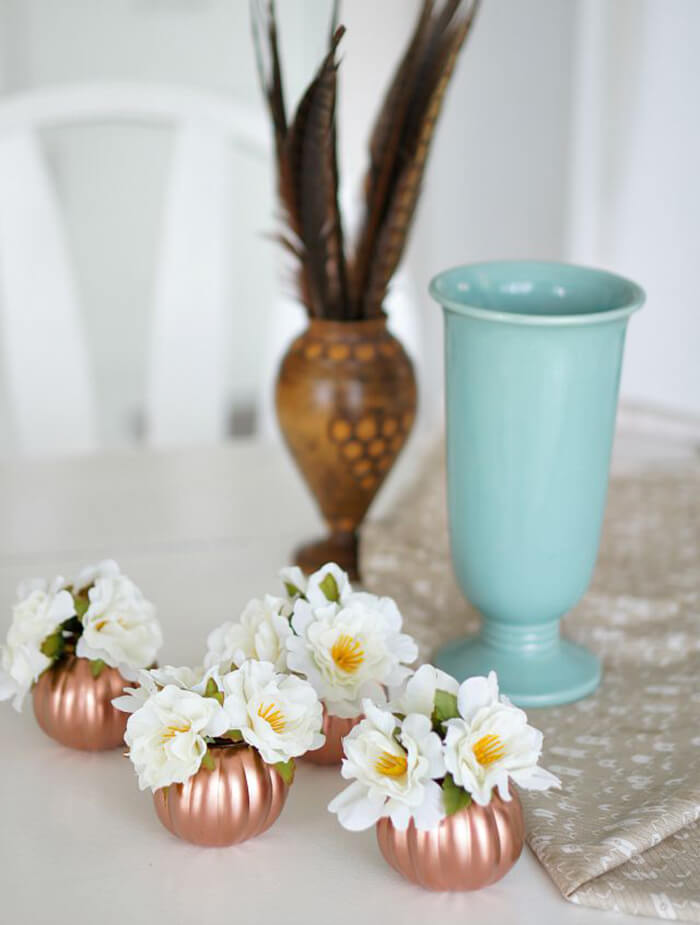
[307,317,387,341]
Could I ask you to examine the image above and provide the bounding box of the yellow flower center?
[331,634,364,673]
[161,723,190,741]
[375,749,408,778]
[94,615,127,631]
[258,702,286,734]
[473,733,506,766]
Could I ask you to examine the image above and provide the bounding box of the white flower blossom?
[125,684,229,791]
[443,671,561,806]
[0,584,75,711]
[221,660,324,765]
[279,566,307,600]
[305,563,353,607]
[72,559,120,593]
[16,575,68,599]
[113,665,206,714]
[286,593,417,718]
[204,595,292,673]
[329,699,446,831]
[389,663,459,717]
[76,575,162,675]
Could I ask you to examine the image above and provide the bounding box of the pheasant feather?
[252,0,478,320]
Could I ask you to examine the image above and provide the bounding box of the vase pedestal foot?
[294,532,359,581]
[433,628,601,708]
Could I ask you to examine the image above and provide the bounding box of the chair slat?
[0,130,97,455]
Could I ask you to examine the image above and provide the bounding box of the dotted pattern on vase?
[328,410,414,496]
[294,336,402,365]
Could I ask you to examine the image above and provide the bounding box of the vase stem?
[480,619,559,655]
[294,531,359,580]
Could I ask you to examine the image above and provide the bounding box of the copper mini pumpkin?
[303,707,362,766]
[32,655,128,751]
[276,318,416,579]
[376,787,524,891]
[153,745,289,847]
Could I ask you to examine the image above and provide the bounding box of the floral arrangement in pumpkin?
[116,659,324,790]
[0,560,162,711]
[328,666,561,831]
[203,562,418,721]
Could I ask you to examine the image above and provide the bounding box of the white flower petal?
[279,566,307,598]
[205,597,291,673]
[390,664,459,717]
[457,671,499,724]
[285,592,417,716]
[80,575,161,672]
[328,781,386,831]
[412,779,446,831]
[362,699,398,738]
[0,586,76,711]
[220,660,323,764]
[306,563,352,607]
[73,559,120,593]
[125,686,222,791]
[510,765,562,791]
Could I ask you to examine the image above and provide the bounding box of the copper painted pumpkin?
[303,708,362,766]
[32,655,128,751]
[153,745,289,847]
[376,787,524,891]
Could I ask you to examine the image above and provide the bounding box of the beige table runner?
[361,445,700,921]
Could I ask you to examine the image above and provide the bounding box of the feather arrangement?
[252,0,479,320]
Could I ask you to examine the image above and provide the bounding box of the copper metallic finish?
[153,746,289,847]
[276,318,416,580]
[303,708,362,766]
[32,655,128,751]
[376,787,524,891]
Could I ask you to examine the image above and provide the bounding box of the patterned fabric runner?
[361,444,700,921]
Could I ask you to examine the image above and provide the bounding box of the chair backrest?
[0,82,270,456]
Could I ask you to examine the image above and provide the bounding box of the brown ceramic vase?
[376,787,525,891]
[32,655,128,751]
[303,707,362,766]
[153,745,289,847]
[276,318,416,579]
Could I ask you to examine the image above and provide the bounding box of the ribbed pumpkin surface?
[303,709,362,766]
[376,787,524,891]
[153,746,289,847]
[32,655,128,751]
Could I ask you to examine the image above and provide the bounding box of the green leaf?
[441,774,472,816]
[73,595,89,619]
[222,729,243,742]
[273,758,296,786]
[432,690,459,726]
[201,749,216,772]
[284,581,302,598]
[204,678,224,704]
[40,632,64,660]
[90,659,106,679]
[318,572,340,602]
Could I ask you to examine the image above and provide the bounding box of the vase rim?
[429,260,645,327]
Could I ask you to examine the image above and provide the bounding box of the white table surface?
[1,410,697,925]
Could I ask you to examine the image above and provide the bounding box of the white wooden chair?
[0,82,270,456]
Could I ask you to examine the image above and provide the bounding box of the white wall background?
[0,0,697,455]
[567,0,700,417]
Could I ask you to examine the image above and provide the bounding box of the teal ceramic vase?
[429,261,644,706]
